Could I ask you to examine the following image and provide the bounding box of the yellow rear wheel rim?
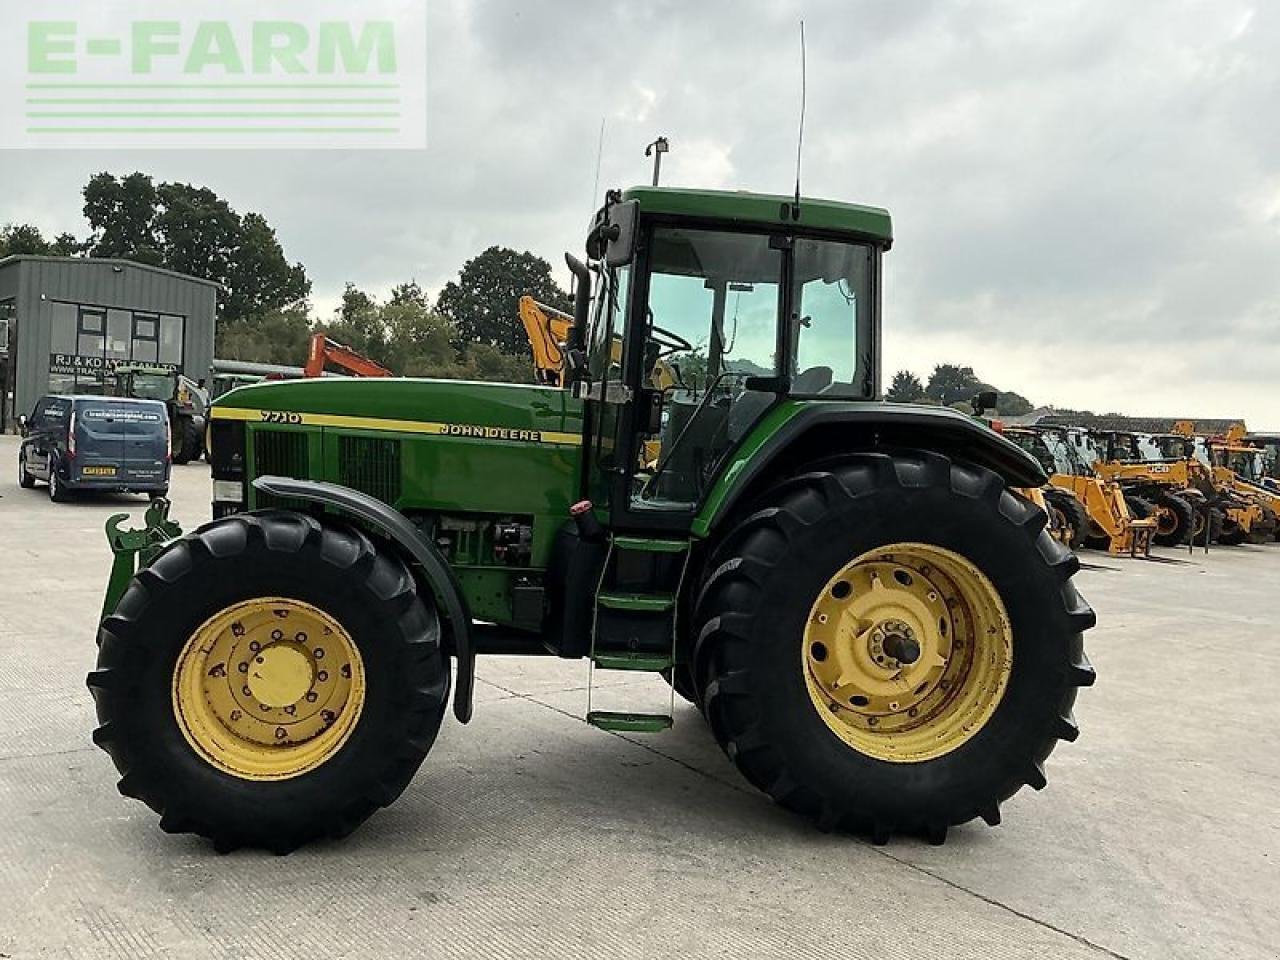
[172,597,366,781]
[802,543,1012,763]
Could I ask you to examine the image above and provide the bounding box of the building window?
[133,314,160,363]
[47,300,187,393]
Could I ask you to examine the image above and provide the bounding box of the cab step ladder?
[586,535,690,733]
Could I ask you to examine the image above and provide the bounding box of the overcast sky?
[3,0,1278,425]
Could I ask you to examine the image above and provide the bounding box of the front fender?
[693,401,1046,537]
[253,476,476,724]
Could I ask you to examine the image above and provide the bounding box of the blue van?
[18,395,171,503]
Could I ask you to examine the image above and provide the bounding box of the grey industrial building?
[0,256,218,431]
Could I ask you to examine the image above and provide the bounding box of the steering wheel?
[650,324,693,357]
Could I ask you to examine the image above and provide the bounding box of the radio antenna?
[793,19,806,218]
[590,116,606,207]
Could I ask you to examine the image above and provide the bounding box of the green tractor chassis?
[89,186,1095,853]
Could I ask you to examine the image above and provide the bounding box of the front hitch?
[101,499,184,622]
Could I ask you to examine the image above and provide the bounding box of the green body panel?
[624,186,893,245]
[691,401,808,538]
[216,377,585,624]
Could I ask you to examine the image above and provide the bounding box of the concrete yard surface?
[0,433,1275,959]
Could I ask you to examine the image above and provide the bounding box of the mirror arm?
[564,253,593,387]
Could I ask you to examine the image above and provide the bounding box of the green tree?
[215,304,313,365]
[0,223,51,256]
[50,233,87,257]
[436,246,571,355]
[388,280,429,309]
[223,213,309,324]
[996,391,1034,416]
[83,171,162,264]
[886,369,925,403]
[81,171,310,325]
[925,364,984,407]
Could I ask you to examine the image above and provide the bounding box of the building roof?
[623,186,893,245]
[0,255,225,291]
[1033,412,1246,434]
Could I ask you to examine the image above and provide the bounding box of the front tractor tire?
[693,452,1095,844]
[171,418,202,465]
[88,511,450,853]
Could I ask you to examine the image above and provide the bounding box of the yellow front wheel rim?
[802,543,1012,763]
[173,597,366,781]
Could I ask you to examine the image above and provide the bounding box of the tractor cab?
[569,187,887,530]
[1004,426,1075,478]
[114,364,178,403]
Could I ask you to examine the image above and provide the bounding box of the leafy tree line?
[1,173,573,383]
[886,364,1035,416]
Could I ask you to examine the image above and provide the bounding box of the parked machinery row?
[1002,419,1280,554]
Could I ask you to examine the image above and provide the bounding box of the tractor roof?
[623,186,893,245]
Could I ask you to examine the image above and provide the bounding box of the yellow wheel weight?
[802,543,1012,763]
[172,597,366,781]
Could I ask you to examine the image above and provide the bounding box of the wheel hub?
[802,543,1013,763]
[879,623,922,666]
[247,642,315,708]
[172,597,365,781]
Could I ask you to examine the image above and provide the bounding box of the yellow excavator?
[519,296,575,386]
[519,295,671,465]
[1003,426,1155,556]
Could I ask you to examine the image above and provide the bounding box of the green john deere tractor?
[112,363,208,464]
[89,186,1095,852]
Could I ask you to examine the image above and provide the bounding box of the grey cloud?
[1,0,1277,423]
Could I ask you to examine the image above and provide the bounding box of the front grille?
[338,435,402,506]
[254,429,309,477]
[252,429,309,509]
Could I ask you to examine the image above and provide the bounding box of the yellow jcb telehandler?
[1182,423,1280,543]
[1003,426,1155,556]
[1088,430,1219,546]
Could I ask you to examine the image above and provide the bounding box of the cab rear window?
[79,406,166,434]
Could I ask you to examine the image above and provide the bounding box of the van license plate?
[82,465,118,477]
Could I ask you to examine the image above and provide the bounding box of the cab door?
[608,225,786,530]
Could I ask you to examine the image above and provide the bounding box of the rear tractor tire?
[693,452,1095,844]
[88,511,450,853]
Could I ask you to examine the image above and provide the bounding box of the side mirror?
[587,200,638,267]
[17,414,28,437]
[972,390,999,416]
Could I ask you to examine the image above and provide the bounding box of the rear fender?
[693,402,1046,537]
[253,476,476,724]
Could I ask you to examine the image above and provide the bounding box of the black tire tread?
[88,510,448,853]
[693,451,1094,843]
[1045,488,1090,550]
